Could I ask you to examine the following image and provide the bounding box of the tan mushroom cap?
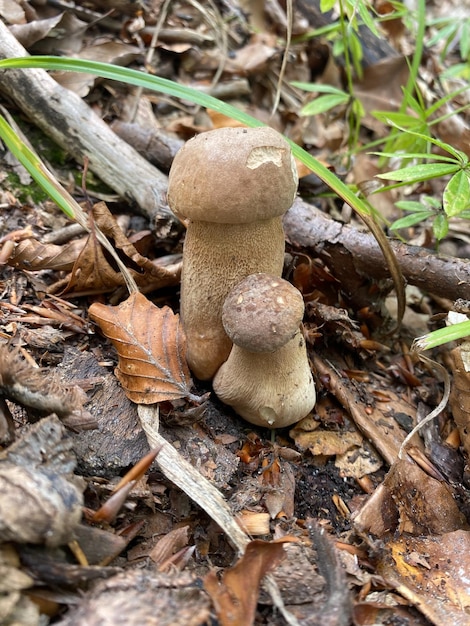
[167,127,298,224]
[222,273,305,353]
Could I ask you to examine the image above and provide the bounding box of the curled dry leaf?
[204,539,287,626]
[6,237,84,271]
[4,202,180,295]
[0,416,84,547]
[63,202,179,295]
[0,344,95,430]
[449,346,470,457]
[377,530,470,626]
[89,292,194,404]
[353,458,468,538]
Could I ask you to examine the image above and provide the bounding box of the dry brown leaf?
[7,237,85,272]
[378,531,470,626]
[64,202,179,295]
[353,458,468,538]
[293,429,362,456]
[204,539,287,626]
[0,344,95,430]
[449,346,470,457]
[88,292,194,404]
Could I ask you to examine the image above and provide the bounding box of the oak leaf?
[89,292,193,404]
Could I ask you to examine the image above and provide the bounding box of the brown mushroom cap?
[222,273,305,353]
[167,127,298,224]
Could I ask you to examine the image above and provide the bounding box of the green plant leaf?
[413,320,470,352]
[433,213,449,241]
[443,170,470,217]
[395,200,431,211]
[0,114,75,218]
[372,111,422,127]
[291,82,348,95]
[300,93,349,116]
[377,162,459,183]
[390,211,434,230]
[320,0,337,12]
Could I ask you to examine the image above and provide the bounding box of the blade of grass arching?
[0,56,405,326]
[0,113,138,293]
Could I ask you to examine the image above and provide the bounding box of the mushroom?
[167,127,298,380]
[212,273,316,428]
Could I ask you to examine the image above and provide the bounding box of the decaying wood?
[0,21,171,223]
[284,199,470,304]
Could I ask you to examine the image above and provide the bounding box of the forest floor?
[1,1,470,625]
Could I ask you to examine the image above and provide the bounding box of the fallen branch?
[0,22,170,223]
[284,198,470,303]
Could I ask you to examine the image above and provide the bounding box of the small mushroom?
[167,127,298,380]
[212,273,316,428]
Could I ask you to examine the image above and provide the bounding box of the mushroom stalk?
[181,219,285,379]
[213,334,315,428]
[167,127,298,380]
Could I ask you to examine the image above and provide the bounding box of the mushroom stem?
[181,219,285,380]
[213,331,315,428]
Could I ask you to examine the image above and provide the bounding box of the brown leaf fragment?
[0,345,95,430]
[449,346,470,457]
[204,540,286,626]
[88,292,194,404]
[0,544,39,626]
[0,416,84,547]
[63,202,180,295]
[6,237,84,271]
[378,531,470,626]
[353,458,468,538]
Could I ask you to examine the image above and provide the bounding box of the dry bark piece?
[0,344,95,429]
[213,273,316,428]
[0,416,84,547]
[88,292,195,404]
[59,348,150,477]
[56,570,211,626]
[167,126,298,380]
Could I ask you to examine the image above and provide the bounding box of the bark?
[284,199,470,304]
[0,21,171,224]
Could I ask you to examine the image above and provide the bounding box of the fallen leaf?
[204,540,286,626]
[449,346,470,457]
[294,429,363,456]
[88,292,193,404]
[0,344,95,430]
[7,237,85,271]
[353,458,468,537]
[378,531,470,626]
[64,202,179,295]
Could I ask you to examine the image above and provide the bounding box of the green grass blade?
[0,113,75,219]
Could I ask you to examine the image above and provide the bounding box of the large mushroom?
[212,273,316,428]
[167,127,298,380]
